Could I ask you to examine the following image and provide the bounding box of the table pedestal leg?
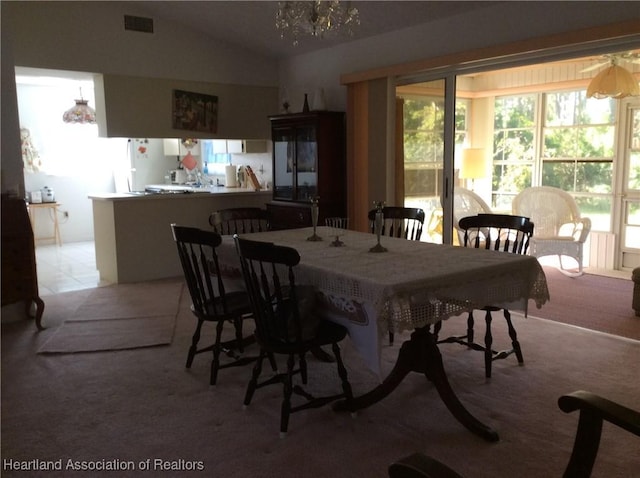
[334,326,499,442]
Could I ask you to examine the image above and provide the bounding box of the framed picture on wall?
[172,89,218,133]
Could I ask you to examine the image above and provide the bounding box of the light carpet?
[37,280,183,354]
[2,286,639,477]
[527,266,639,341]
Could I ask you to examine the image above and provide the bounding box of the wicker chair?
[453,188,492,245]
[513,186,591,277]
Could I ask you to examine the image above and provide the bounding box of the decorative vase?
[302,93,310,113]
[307,196,322,241]
[369,201,387,252]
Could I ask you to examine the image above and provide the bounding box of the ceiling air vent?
[124,15,154,34]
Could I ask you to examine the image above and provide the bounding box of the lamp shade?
[62,99,96,124]
[459,148,489,179]
[587,64,640,99]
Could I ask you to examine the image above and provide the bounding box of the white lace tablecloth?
[218,227,550,375]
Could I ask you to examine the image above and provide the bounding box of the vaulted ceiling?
[124,1,498,59]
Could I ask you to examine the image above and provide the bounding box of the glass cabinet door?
[273,126,294,200]
[295,125,318,200]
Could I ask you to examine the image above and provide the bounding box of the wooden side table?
[27,202,62,246]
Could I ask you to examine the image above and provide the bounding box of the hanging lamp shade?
[62,88,97,124]
[587,63,640,99]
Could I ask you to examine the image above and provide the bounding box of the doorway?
[619,98,640,269]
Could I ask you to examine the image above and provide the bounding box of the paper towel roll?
[225,165,238,187]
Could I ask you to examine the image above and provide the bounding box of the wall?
[3,2,639,208]
[1,2,278,86]
[277,2,640,108]
[1,1,280,200]
[277,2,639,219]
[99,74,277,139]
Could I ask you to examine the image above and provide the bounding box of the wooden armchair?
[389,390,640,478]
[513,186,591,277]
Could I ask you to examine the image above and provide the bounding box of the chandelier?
[275,1,360,46]
[62,88,97,124]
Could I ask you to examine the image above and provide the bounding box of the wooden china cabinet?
[266,111,346,230]
[1,194,45,329]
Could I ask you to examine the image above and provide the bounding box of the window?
[492,94,536,210]
[542,91,615,231]
[201,140,231,174]
[491,91,616,231]
[402,96,469,201]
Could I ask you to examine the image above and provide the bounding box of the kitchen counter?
[90,184,269,201]
[90,188,271,284]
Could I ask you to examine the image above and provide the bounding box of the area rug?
[37,315,176,353]
[37,280,184,354]
[528,266,640,341]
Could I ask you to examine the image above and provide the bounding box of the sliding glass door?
[398,80,446,243]
[396,52,639,272]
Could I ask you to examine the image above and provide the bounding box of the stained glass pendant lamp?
[62,88,97,124]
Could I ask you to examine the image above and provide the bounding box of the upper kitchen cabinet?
[268,111,346,229]
[96,74,277,139]
[215,139,268,154]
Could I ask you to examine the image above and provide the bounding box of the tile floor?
[35,241,110,296]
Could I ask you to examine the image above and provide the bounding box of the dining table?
[216,226,550,442]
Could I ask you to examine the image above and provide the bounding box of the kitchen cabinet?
[268,111,346,229]
[228,140,267,154]
[212,139,268,154]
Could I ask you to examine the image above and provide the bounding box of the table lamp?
[459,148,488,190]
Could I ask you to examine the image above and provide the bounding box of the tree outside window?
[492,95,536,210]
[542,91,615,230]
[491,91,616,231]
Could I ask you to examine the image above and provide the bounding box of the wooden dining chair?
[368,206,425,241]
[368,206,425,344]
[435,213,534,378]
[234,235,355,437]
[209,207,271,235]
[171,224,259,385]
[325,217,349,229]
